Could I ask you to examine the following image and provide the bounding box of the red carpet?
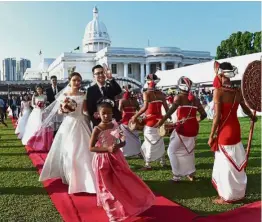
[26,146,198,222]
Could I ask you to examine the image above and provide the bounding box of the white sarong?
[212,142,247,202]
[141,126,165,163]
[167,130,196,179]
[120,124,141,157]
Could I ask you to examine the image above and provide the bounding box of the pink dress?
[92,123,155,222]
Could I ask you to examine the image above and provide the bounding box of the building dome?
[82,6,111,53]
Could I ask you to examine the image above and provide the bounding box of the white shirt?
[97,83,106,96]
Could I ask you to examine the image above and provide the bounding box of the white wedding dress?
[22,95,46,145]
[39,94,96,194]
[15,101,31,139]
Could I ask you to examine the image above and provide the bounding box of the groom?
[87,64,122,127]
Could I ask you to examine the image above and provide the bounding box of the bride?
[39,72,96,194]
[15,94,31,139]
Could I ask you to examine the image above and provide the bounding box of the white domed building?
[26,6,213,87]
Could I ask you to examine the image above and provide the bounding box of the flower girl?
[89,98,155,222]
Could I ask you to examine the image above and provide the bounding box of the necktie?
[101,86,106,96]
[54,88,56,95]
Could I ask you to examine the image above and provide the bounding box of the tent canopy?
[149,53,261,88]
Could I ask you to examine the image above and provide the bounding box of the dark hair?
[35,84,43,96]
[146,73,159,80]
[219,62,233,70]
[50,75,57,80]
[23,94,30,101]
[92,65,103,74]
[35,84,43,90]
[122,84,132,90]
[97,97,114,110]
[68,72,82,81]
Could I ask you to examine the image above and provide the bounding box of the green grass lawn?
[0,119,62,222]
[0,117,260,221]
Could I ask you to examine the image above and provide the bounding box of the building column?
[124,63,128,78]
[146,63,150,75]
[161,62,166,71]
[174,63,179,69]
[140,63,145,84]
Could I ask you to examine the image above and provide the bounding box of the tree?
[253,31,261,53]
[216,31,261,59]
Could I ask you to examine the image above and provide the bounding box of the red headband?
[123,92,130,99]
[213,75,222,88]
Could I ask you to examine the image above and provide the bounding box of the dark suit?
[46,86,62,105]
[87,78,122,127]
[16,98,21,117]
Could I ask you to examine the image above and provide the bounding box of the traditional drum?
[241,60,261,169]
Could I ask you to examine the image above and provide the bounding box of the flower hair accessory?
[101,98,115,107]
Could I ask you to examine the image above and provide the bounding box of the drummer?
[131,74,169,170]
[156,76,206,182]
[208,61,257,204]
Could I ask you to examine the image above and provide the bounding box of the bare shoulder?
[174,94,181,102]
[93,126,102,135]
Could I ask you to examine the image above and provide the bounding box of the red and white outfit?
[120,106,141,157]
[141,100,165,167]
[168,105,198,180]
[212,102,247,202]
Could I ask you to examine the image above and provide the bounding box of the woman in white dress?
[15,95,31,139]
[39,72,96,194]
[22,85,47,145]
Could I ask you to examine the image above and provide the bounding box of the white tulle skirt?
[15,108,31,139]
[39,115,96,194]
[22,108,43,145]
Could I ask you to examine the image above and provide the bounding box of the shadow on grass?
[195,162,214,169]
[195,151,214,158]
[0,138,20,142]
[0,167,37,172]
[0,128,14,131]
[131,164,171,172]
[0,145,25,148]
[0,153,27,156]
[0,186,47,195]
[145,176,216,200]
[246,158,261,168]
